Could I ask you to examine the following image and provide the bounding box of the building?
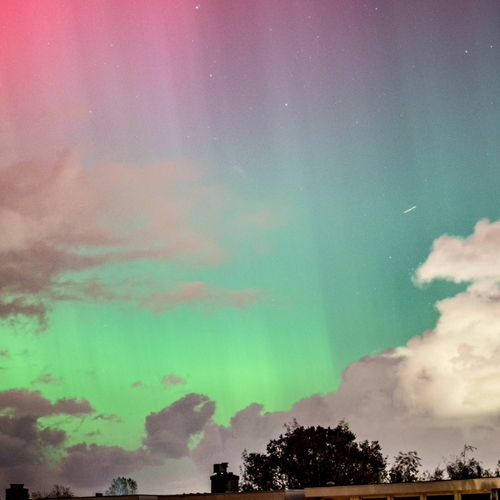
[41,491,305,500]
[305,478,500,500]
[210,462,240,493]
[8,476,500,500]
[5,485,29,500]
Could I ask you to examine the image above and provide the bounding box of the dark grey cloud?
[57,393,217,489]
[40,427,67,447]
[0,415,40,468]
[0,396,79,493]
[59,444,152,488]
[0,390,219,493]
[191,403,287,477]
[144,393,215,459]
[0,389,93,417]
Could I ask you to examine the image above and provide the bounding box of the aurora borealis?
[1,0,500,494]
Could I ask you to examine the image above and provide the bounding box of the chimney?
[6,485,29,500]
[210,463,239,493]
[376,468,385,484]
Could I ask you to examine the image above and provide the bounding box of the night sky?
[1,0,500,494]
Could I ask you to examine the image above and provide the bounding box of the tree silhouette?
[30,485,74,499]
[445,445,484,480]
[421,466,445,481]
[389,451,421,483]
[241,420,386,490]
[105,478,138,496]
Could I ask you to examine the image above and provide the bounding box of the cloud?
[142,283,265,314]
[0,299,48,331]
[191,349,496,482]
[0,413,67,492]
[31,373,64,386]
[0,152,270,330]
[40,427,67,447]
[41,217,493,492]
[161,375,187,388]
[59,444,152,488]
[416,219,500,283]
[401,219,500,419]
[56,393,216,491]
[0,390,94,491]
[0,389,93,417]
[144,393,216,459]
[0,390,219,492]
[93,413,122,423]
[192,219,500,477]
[0,415,44,468]
[191,403,289,476]
[5,218,500,493]
[191,355,406,477]
[393,290,500,419]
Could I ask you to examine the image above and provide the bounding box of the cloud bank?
[191,219,500,481]
[0,390,93,488]
[2,179,500,493]
[0,152,268,330]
